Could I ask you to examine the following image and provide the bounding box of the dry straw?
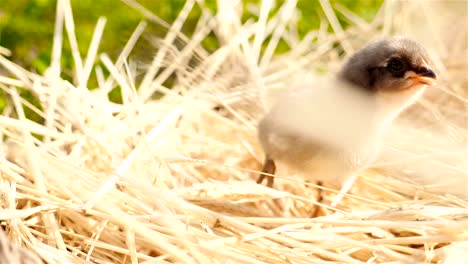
[0,0,467,263]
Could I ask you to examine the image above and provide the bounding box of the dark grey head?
[339,36,437,93]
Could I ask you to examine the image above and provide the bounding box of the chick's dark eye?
[387,58,405,74]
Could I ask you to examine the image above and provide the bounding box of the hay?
[0,0,466,263]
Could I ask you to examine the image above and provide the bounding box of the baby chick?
[257,36,437,190]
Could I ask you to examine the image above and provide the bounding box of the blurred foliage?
[0,0,382,121]
[0,0,382,72]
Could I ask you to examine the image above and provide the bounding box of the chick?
[257,36,437,190]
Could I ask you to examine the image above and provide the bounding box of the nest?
[0,0,466,263]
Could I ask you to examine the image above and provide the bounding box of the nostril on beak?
[419,67,437,79]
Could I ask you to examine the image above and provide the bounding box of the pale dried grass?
[0,0,466,263]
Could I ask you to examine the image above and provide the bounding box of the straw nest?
[0,0,466,263]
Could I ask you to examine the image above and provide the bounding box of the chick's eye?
[387,58,405,73]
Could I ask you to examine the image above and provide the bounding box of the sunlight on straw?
[79,17,107,88]
[0,0,466,263]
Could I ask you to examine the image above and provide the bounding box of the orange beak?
[405,68,437,86]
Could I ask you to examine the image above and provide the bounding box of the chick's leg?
[256,157,276,187]
[310,180,325,217]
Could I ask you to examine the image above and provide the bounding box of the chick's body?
[258,77,384,185]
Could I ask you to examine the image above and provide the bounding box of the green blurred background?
[0,0,382,72]
[0,0,382,123]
